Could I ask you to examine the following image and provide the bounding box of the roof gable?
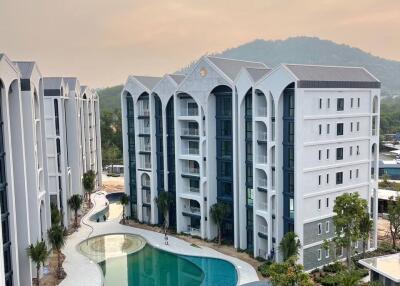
[133,76,162,90]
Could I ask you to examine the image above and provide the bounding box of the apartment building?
[122,56,380,271]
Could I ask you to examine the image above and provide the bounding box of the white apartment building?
[122,57,380,271]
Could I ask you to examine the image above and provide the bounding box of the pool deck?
[60,191,259,286]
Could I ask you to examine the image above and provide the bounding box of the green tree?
[387,196,400,249]
[268,256,314,286]
[154,192,173,231]
[67,194,83,229]
[26,241,50,286]
[279,232,301,261]
[82,170,96,206]
[119,193,129,224]
[359,213,373,257]
[333,193,367,268]
[210,203,229,245]
[50,204,62,226]
[47,225,67,279]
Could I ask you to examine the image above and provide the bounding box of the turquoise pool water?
[80,234,238,286]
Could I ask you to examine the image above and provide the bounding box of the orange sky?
[0,0,399,87]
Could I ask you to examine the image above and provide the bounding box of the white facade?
[122,57,380,271]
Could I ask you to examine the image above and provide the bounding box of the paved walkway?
[60,191,259,286]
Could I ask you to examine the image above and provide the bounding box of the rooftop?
[14,62,36,79]
[169,74,185,85]
[43,77,64,90]
[359,253,400,282]
[246,67,271,83]
[133,76,162,90]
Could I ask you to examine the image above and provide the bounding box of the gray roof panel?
[43,77,64,90]
[169,74,185,85]
[14,62,36,79]
[208,56,268,81]
[63,77,79,91]
[134,76,162,90]
[246,67,272,83]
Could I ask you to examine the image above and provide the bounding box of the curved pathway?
[60,191,259,286]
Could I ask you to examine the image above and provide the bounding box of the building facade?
[122,56,380,271]
[0,53,102,286]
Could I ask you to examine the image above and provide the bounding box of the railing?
[182,147,199,155]
[138,109,150,117]
[181,108,198,116]
[258,131,268,141]
[188,187,200,193]
[372,129,377,136]
[259,178,268,189]
[141,161,151,169]
[258,249,268,259]
[187,227,201,236]
[140,144,151,152]
[143,193,151,204]
[182,128,199,136]
[139,127,150,134]
[258,224,268,235]
[142,180,151,187]
[259,155,268,164]
[258,106,267,117]
[259,201,268,210]
[182,166,200,175]
[183,205,200,215]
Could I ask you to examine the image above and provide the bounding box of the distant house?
[378,189,400,214]
[379,160,400,180]
[359,253,400,285]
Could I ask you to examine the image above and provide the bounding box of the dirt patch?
[101,173,124,193]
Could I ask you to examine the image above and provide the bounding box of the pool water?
[90,193,124,222]
[80,234,238,286]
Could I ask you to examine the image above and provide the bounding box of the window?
[337,123,344,135]
[326,221,330,233]
[357,122,360,131]
[318,223,322,235]
[350,146,353,156]
[357,98,360,107]
[336,172,343,184]
[318,249,322,261]
[319,150,322,160]
[356,145,360,155]
[326,198,329,207]
[325,247,330,258]
[336,148,343,160]
[351,98,354,108]
[327,124,330,134]
[327,98,330,108]
[326,174,329,184]
[350,170,353,179]
[337,98,344,111]
[336,246,343,257]
[318,199,321,210]
[319,124,322,135]
[326,149,329,159]
[355,241,359,248]
[356,169,359,178]
[319,98,322,109]
[350,122,353,132]
[318,175,321,185]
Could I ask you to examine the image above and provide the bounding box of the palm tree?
[50,204,62,226]
[82,170,96,207]
[359,213,373,258]
[68,194,83,229]
[26,241,50,286]
[47,225,67,279]
[155,192,173,231]
[279,232,301,261]
[119,193,129,224]
[210,203,229,245]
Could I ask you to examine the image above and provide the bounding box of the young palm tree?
[210,203,229,245]
[47,225,67,279]
[279,232,301,261]
[154,192,173,231]
[119,193,129,224]
[68,194,83,229]
[82,170,96,207]
[26,241,50,286]
[359,213,373,258]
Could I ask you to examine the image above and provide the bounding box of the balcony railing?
[258,224,268,235]
[138,109,150,117]
[259,201,268,210]
[143,193,151,204]
[259,178,268,189]
[182,147,199,156]
[181,108,198,116]
[139,127,150,134]
[140,144,151,152]
[182,128,199,136]
[186,227,201,237]
[258,106,268,117]
[182,166,200,175]
[188,187,200,193]
[140,161,151,169]
[183,205,200,215]
[259,155,268,164]
[258,131,268,141]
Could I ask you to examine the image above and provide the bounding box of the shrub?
[322,262,345,273]
[258,260,272,277]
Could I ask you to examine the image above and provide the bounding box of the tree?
[333,193,367,268]
[210,203,229,245]
[279,232,301,261]
[47,225,67,279]
[154,192,173,231]
[359,213,373,258]
[268,256,314,286]
[26,241,50,286]
[387,196,400,249]
[119,193,129,224]
[82,170,96,207]
[50,204,62,226]
[67,194,83,229]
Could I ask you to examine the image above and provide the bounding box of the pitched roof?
[246,67,272,83]
[207,56,267,81]
[285,64,380,84]
[133,76,162,90]
[14,62,36,79]
[43,77,64,90]
[169,74,185,85]
[63,77,79,91]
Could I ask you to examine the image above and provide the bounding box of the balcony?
[142,192,151,204]
[182,128,199,137]
[139,144,151,152]
[258,131,268,142]
[139,127,150,135]
[258,201,268,211]
[181,107,198,117]
[140,161,151,170]
[138,108,150,117]
[258,224,268,238]
[258,106,267,117]
[183,205,201,216]
[185,227,201,237]
[258,155,268,164]
[187,186,200,193]
[182,147,200,156]
[182,166,200,176]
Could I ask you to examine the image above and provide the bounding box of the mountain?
[99,36,400,112]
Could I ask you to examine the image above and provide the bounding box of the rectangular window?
[357,122,360,131]
[318,249,322,261]
[318,223,322,235]
[327,124,330,134]
[326,221,330,233]
[326,174,329,184]
[336,148,343,160]
[326,247,330,258]
[319,98,322,109]
[357,98,360,107]
[337,123,344,135]
[326,149,329,159]
[336,172,343,185]
[337,98,344,111]
[351,98,354,108]
[318,175,321,185]
[319,124,322,135]
[351,122,353,132]
[350,146,353,156]
[318,199,321,210]
[357,145,360,155]
[327,98,330,108]
[336,246,343,257]
[319,150,322,160]
[350,170,353,179]
[326,198,329,207]
[356,169,359,178]
[355,241,359,248]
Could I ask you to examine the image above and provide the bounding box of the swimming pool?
[89,193,124,222]
[79,234,238,286]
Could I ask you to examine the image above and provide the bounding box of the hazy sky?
[1,0,399,87]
